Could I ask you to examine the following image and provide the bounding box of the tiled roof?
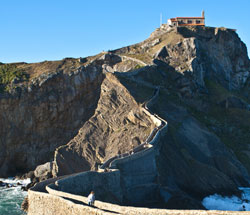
[170,17,205,22]
[176,17,205,19]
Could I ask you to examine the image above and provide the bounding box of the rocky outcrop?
[156,106,249,199]
[0,61,104,177]
[52,73,156,177]
[153,26,250,92]
[34,162,53,181]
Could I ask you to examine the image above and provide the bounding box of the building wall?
[177,18,204,26]
[168,18,205,27]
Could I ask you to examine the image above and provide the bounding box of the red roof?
[176,17,204,19]
[170,17,204,22]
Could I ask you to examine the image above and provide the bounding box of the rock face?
[34,162,53,181]
[154,27,250,91]
[156,102,249,200]
[0,60,104,177]
[52,73,156,177]
[3,26,250,209]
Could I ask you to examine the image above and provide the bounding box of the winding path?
[119,55,147,67]
[100,86,167,170]
[28,83,169,215]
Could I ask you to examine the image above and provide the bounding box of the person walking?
[241,205,246,211]
[87,191,95,206]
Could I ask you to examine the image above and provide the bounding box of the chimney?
[202,10,205,18]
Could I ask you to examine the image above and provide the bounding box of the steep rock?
[153,26,250,91]
[114,63,249,207]
[52,73,156,176]
[155,101,249,197]
[0,60,104,177]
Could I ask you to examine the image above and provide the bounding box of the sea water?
[202,187,250,211]
[0,178,30,215]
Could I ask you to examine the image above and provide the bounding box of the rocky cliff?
[52,73,156,177]
[2,25,250,209]
[0,58,104,177]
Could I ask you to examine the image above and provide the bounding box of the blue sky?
[1,0,249,63]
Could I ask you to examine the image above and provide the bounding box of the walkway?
[100,86,166,171]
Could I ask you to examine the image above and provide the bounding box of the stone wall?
[49,170,123,204]
[28,187,246,215]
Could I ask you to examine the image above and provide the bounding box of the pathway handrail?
[104,86,168,169]
[100,86,161,170]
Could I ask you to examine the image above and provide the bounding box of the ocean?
[0,177,250,214]
[0,178,30,215]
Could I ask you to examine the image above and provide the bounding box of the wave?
[0,178,30,215]
[202,187,250,211]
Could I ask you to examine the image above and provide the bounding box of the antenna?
[160,13,162,26]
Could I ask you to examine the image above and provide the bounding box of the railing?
[99,86,167,170]
[28,85,168,215]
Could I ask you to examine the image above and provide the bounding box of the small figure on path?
[240,205,246,211]
[242,205,246,211]
[87,191,95,206]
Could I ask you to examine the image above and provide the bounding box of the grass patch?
[205,79,231,103]
[0,64,29,93]
[122,53,152,64]
[134,64,144,70]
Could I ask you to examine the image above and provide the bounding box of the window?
[196,20,201,24]
[188,20,192,24]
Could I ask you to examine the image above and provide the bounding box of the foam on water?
[0,178,30,215]
[202,187,250,211]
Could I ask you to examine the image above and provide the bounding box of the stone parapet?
[28,187,247,215]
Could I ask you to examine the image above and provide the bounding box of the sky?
[1,0,249,63]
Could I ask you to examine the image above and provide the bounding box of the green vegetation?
[185,80,250,172]
[123,53,152,64]
[204,79,231,103]
[0,64,29,92]
[150,74,250,173]
[134,64,144,70]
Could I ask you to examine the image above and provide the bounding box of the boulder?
[98,53,122,66]
[34,162,53,180]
